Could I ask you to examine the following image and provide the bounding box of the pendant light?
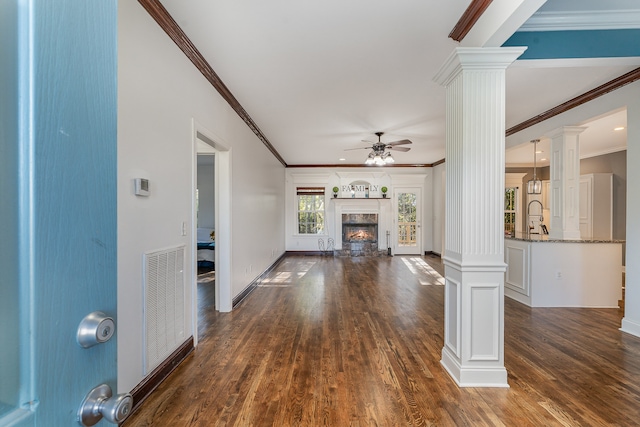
[527,139,542,194]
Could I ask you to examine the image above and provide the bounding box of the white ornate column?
[434,47,525,387]
[548,126,586,240]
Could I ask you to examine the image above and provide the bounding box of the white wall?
[285,167,433,253]
[118,2,285,393]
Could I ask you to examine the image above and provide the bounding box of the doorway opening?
[192,121,232,346]
[196,152,216,339]
[196,154,216,277]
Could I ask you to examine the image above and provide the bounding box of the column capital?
[433,47,527,87]
[547,126,588,139]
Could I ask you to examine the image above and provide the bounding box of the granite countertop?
[505,232,625,243]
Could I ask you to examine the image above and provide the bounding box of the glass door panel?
[395,188,421,255]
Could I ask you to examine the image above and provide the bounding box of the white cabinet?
[541,180,551,231]
[579,173,613,240]
[542,180,551,209]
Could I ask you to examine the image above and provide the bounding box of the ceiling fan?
[345,132,412,165]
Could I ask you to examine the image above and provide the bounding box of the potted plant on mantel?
[381,186,388,198]
[332,186,339,198]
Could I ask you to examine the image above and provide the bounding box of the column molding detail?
[434,47,525,388]
[548,126,586,240]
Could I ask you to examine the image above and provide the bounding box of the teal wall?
[503,30,640,60]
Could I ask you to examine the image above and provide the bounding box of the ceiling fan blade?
[386,139,412,146]
[388,146,411,152]
[344,146,373,151]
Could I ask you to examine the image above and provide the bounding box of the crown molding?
[510,57,640,69]
[506,67,640,136]
[520,10,640,32]
[138,0,287,167]
[286,163,433,168]
[434,47,527,87]
[449,0,493,42]
[579,145,627,160]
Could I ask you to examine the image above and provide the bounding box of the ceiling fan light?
[360,132,411,165]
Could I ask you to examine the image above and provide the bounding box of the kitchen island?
[504,233,623,307]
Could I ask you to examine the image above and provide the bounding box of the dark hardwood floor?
[124,254,640,426]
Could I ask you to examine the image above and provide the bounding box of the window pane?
[398,192,417,246]
[297,194,325,234]
[504,187,517,234]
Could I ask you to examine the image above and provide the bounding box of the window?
[297,187,325,234]
[505,187,517,235]
[505,173,526,235]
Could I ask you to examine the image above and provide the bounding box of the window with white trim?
[505,187,517,235]
[297,187,325,234]
[505,173,527,235]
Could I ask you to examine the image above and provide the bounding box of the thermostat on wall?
[135,178,150,196]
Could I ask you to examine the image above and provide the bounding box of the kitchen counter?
[504,236,622,307]
[505,232,624,244]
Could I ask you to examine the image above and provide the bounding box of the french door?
[394,188,422,255]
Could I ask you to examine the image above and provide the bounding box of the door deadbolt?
[77,311,115,348]
[78,384,133,426]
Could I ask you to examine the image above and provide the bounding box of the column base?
[441,258,509,388]
[441,346,509,388]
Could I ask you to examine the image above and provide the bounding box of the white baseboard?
[620,317,640,338]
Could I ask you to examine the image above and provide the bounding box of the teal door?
[0,2,118,426]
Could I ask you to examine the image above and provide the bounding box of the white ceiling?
[160,0,640,167]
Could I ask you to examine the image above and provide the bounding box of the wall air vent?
[144,245,186,374]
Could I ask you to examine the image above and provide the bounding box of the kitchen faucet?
[527,199,544,233]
